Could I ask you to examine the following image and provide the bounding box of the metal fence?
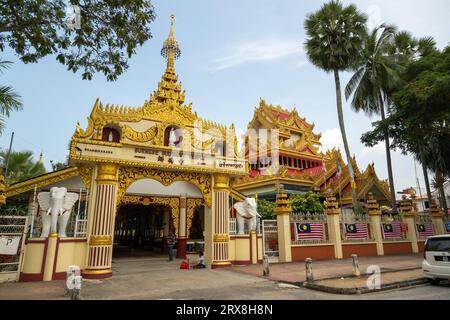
[0,215,28,282]
[262,220,278,261]
[229,217,261,235]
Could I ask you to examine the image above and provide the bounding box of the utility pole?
[4,132,14,178]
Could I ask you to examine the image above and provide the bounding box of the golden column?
[367,192,384,256]
[211,174,232,268]
[82,163,118,279]
[429,201,445,235]
[273,185,292,262]
[325,193,343,259]
[399,196,419,253]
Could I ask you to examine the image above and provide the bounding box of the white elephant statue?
[233,197,260,235]
[37,187,79,238]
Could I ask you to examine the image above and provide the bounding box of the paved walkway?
[230,254,423,283]
[0,253,434,300]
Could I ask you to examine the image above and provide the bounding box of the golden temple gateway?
[1,15,394,282]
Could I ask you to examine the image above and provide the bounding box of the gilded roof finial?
[161,14,181,70]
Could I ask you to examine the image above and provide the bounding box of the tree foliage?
[0,150,46,184]
[0,0,156,81]
[289,192,325,214]
[257,200,276,220]
[361,46,450,176]
[304,0,367,72]
[0,60,23,133]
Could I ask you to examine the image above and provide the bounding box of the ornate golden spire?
[153,14,185,106]
[161,14,181,72]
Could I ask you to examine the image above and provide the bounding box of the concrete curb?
[301,277,429,295]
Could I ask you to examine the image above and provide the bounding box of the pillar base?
[82,268,112,279]
[211,261,232,269]
[176,237,187,259]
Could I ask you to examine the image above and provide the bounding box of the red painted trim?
[176,238,187,259]
[25,239,47,244]
[51,237,61,280]
[40,238,49,276]
[52,271,66,280]
[19,273,43,282]
[249,233,252,262]
[59,238,87,243]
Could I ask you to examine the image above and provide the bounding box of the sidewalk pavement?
[230,254,424,285]
[303,268,428,294]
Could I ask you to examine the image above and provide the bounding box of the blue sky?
[0,0,449,192]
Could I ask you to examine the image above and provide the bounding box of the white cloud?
[319,127,344,153]
[210,39,304,72]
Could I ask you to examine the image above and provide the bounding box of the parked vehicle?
[422,235,450,284]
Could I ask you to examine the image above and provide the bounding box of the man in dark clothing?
[166,232,175,261]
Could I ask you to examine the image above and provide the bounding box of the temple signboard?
[71,140,246,175]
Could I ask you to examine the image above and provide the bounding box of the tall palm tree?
[0,150,46,184]
[304,0,367,208]
[0,60,22,133]
[345,24,401,213]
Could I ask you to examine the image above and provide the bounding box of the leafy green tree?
[289,192,325,214]
[257,200,276,220]
[0,60,22,133]
[0,150,46,184]
[361,47,450,209]
[0,0,156,81]
[345,24,400,212]
[304,0,367,208]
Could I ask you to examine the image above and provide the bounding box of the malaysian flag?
[416,224,434,237]
[381,223,403,239]
[344,223,369,240]
[295,223,324,240]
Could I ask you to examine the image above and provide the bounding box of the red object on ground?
[180,260,190,269]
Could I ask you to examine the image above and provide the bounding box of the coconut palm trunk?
[334,69,357,208]
[379,100,398,213]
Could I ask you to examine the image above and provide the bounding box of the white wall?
[126,178,202,197]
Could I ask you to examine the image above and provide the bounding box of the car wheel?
[428,278,440,285]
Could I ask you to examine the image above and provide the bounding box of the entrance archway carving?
[119,195,180,237]
[186,198,204,239]
[116,166,212,207]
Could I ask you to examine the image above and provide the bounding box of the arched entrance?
[113,177,206,260]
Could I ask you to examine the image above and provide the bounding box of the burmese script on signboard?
[75,142,246,173]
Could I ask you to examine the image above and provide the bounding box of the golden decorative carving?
[186,198,204,239]
[121,125,158,143]
[78,165,93,189]
[5,167,81,198]
[274,185,292,215]
[89,235,112,246]
[213,233,229,242]
[117,167,212,207]
[120,195,180,237]
[96,163,118,184]
[214,173,229,190]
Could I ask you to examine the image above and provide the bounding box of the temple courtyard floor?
[0,254,449,300]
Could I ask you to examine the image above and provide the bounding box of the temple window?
[164,126,183,147]
[288,157,292,167]
[214,141,226,156]
[102,127,120,143]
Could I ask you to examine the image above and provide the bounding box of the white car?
[422,234,450,285]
